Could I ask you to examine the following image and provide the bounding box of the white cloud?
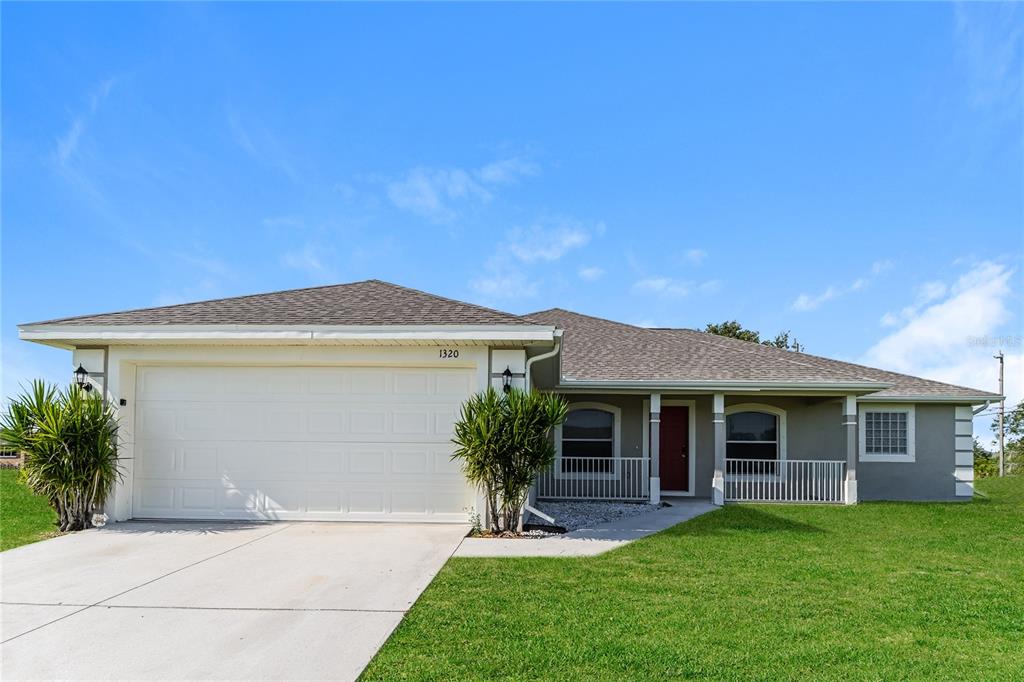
[880,280,950,326]
[281,243,336,282]
[954,3,1023,113]
[477,157,540,184]
[55,77,116,166]
[861,262,1021,443]
[578,266,605,281]
[683,249,707,266]
[386,167,490,223]
[632,276,721,299]
[469,217,598,300]
[226,109,298,182]
[791,286,839,312]
[791,260,894,312]
[385,156,540,223]
[470,266,539,300]
[506,220,592,263]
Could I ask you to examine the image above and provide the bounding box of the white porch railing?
[725,459,846,503]
[536,457,649,501]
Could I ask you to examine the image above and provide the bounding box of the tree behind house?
[704,320,804,352]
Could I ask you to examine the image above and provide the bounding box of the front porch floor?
[454,497,716,558]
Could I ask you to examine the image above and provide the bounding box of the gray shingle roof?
[528,308,1000,400]
[24,280,538,327]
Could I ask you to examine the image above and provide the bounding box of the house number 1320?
[439,349,459,359]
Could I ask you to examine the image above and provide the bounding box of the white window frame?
[859,403,916,463]
[554,402,621,480]
[724,403,788,479]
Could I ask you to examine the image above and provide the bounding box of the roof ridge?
[527,307,644,331]
[22,279,386,327]
[22,279,544,327]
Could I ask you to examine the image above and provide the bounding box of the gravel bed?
[529,500,659,532]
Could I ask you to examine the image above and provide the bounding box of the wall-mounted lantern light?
[74,364,92,392]
[502,366,513,394]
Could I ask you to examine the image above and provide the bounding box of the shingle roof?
[528,308,1000,400]
[24,280,539,327]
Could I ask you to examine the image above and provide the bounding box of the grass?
[363,477,1024,681]
[1,468,59,551]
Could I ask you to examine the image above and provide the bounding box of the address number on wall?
[439,349,460,359]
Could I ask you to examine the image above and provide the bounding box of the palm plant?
[451,387,567,533]
[0,380,122,531]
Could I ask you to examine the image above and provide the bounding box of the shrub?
[0,381,122,531]
[451,387,567,533]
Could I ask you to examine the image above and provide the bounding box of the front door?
[659,405,689,492]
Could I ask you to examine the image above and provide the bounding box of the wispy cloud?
[477,156,540,184]
[506,219,593,263]
[227,108,299,182]
[954,3,1023,113]
[55,77,116,167]
[387,167,490,223]
[281,243,336,282]
[385,156,540,223]
[578,266,605,281]
[632,277,720,299]
[791,259,893,312]
[470,217,598,300]
[880,280,948,327]
[682,248,707,266]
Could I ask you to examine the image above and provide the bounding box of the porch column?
[712,393,725,505]
[844,395,858,504]
[650,393,661,504]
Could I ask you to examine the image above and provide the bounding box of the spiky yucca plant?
[0,380,121,531]
[451,387,567,533]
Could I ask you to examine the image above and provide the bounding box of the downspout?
[973,401,991,416]
[520,334,562,531]
[524,334,561,391]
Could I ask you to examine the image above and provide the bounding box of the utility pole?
[995,350,1005,477]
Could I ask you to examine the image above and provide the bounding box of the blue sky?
[2,3,1022,434]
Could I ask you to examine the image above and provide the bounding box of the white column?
[712,393,725,505]
[649,393,661,504]
[844,395,858,504]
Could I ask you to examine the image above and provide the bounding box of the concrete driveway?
[1,521,467,681]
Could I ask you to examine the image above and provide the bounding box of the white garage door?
[132,365,476,522]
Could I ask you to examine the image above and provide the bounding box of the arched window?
[725,404,787,463]
[557,403,620,476]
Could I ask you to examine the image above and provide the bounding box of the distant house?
[19,280,999,523]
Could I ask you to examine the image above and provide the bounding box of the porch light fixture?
[73,364,92,392]
[502,366,513,394]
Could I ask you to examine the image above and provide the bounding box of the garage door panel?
[133,365,475,522]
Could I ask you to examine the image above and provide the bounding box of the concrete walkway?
[1,521,467,681]
[454,498,718,558]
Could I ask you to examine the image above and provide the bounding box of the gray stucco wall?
[556,392,963,502]
[858,404,958,502]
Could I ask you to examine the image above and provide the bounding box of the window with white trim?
[725,404,787,476]
[558,404,619,476]
[859,404,915,462]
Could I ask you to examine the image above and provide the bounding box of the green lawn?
[0,468,59,551]
[363,477,1024,681]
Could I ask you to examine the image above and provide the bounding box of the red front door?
[659,405,689,492]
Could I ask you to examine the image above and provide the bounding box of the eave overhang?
[18,324,558,349]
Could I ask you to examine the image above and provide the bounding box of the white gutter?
[18,324,557,344]
[524,335,561,391]
[556,378,891,392]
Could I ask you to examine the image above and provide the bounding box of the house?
[18,280,1000,523]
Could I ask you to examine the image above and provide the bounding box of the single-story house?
[19,279,1000,523]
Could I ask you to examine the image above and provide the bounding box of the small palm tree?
[1,380,122,532]
[452,387,567,533]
